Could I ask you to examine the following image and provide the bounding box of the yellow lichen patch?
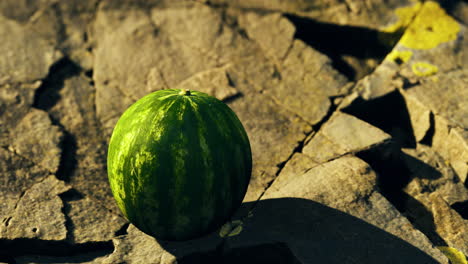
[411,62,438,76]
[437,246,467,264]
[382,2,422,34]
[399,1,460,49]
[379,2,422,47]
[386,50,413,64]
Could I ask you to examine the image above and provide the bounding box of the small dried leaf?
[227,224,243,237]
[218,220,243,237]
[218,222,232,238]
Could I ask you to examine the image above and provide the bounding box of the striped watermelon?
[107,89,252,241]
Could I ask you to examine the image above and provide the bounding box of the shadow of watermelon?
[161,198,440,263]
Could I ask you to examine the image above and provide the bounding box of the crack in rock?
[0,14,62,86]
[1,238,113,262]
[302,111,392,164]
[260,156,444,260]
[228,156,448,263]
[0,148,51,228]
[60,189,128,245]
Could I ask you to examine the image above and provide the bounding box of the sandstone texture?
[0,0,466,263]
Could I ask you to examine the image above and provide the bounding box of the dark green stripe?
[193,95,237,227]
[216,101,252,202]
[174,96,209,237]
[123,97,179,233]
[188,98,217,233]
[145,98,184,237]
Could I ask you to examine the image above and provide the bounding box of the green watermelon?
[107,89,252,241]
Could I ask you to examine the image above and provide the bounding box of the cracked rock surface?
[0,175,70,241]
[0,0,466,263]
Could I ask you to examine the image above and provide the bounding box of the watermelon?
[107,89,252,241]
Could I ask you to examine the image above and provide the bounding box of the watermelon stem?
[179,89,191,96]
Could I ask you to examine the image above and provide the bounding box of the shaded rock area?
[0,0,466,263]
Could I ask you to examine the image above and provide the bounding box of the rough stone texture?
[402,71,468,184]
[402,145,468,206]
[0,0,99,70]
[0,82,42,147]
[239,12,295,61]
[446,127,468,184]
[0,148,50,226]
[430,194,468,256]
[403,70,468,129]
[10,109,63,173]
[53,0,100,70]
[302,112,391,163]
[97,225,167,264]
[224,31,347,125]
[403,92,432,142]
[226,90,311,202]
[97,224,221,264]
[174,66,239,101]
[400,145,468,257]
[354,63,402,100]
[0,0,466,263]
[449,0,468,25]
[0,15,61,85]
[67,196,127,244]
[39,72,119,212]
[276,153,319,183]
[0,175,70,241]
[432,116,468,184]
[211,0,413,28]
[262,39,346,124]
[280,39,350,98]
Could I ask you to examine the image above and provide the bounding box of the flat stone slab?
[10,109,63,174]
[0,175,70,241]
[403,69,468,129]
[0,15,61,85]
[302,112,391,163]
[0,148,50,227]
[66,196,128,244]
[97,224,222,264]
